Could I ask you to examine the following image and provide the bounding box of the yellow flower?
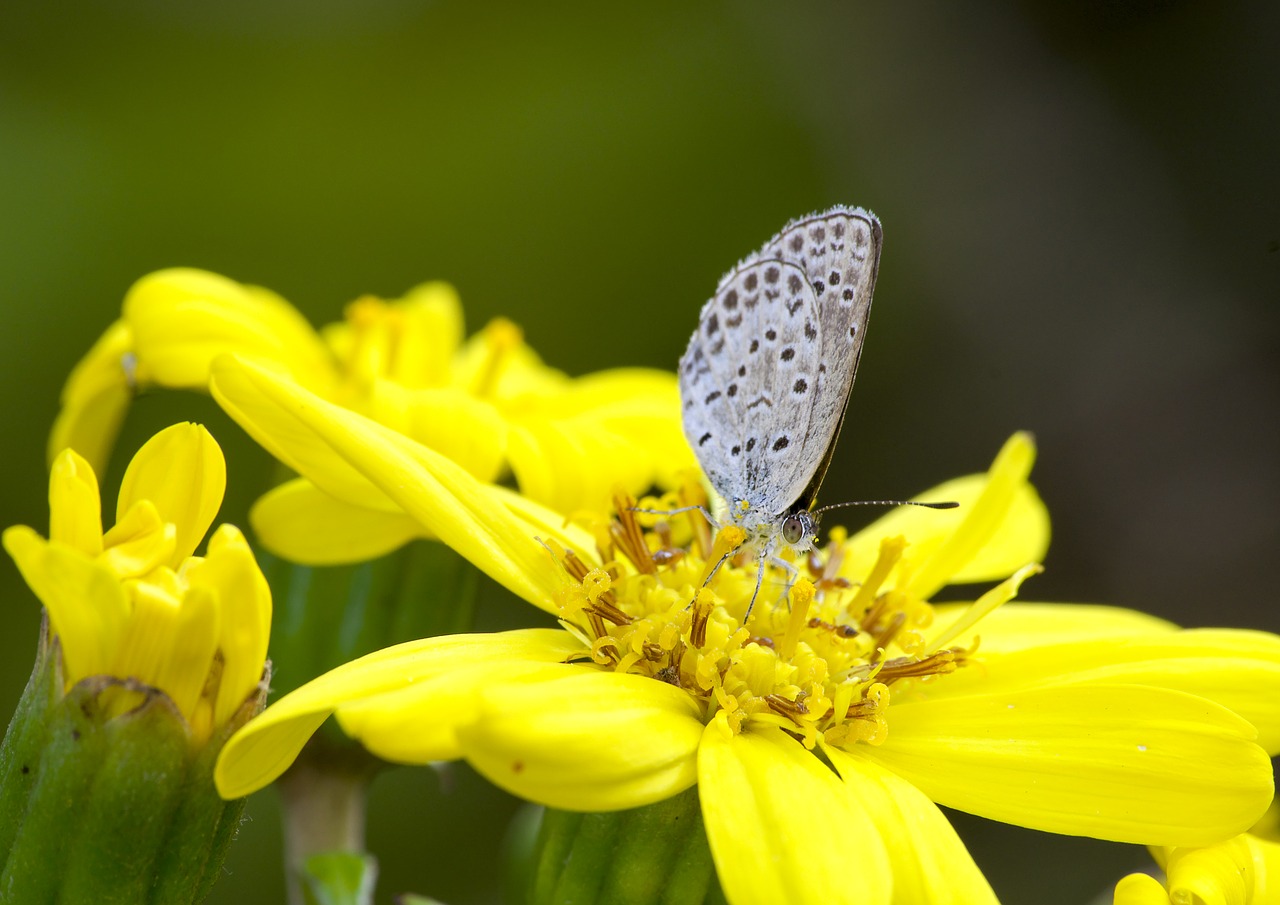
[50,269,692,564]
[1114,833,1280,904]
[207,356,1280,905]
[5,423,271,743]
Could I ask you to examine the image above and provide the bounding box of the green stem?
[279,760,369,905]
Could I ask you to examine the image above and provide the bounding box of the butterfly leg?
[628,504,714,521]
[741,553,770,623]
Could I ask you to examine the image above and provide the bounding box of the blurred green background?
[2,1,1277,902]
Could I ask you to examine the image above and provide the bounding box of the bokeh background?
[2,2,1277,903]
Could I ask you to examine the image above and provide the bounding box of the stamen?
[927,562,1044,653]
[676,474,713,559]
[778,579,815,660]
[471,317,523,398]
[700,526,747,589]
[847,535,906,618]
[690,587,715,649]
[609,492,656,575]
[558,548,631,626]
[548,493,989,752]
[342,296,399,387]
[764,693,810,719]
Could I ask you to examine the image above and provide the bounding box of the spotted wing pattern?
[679,206,882,516]
[681,258,820,512]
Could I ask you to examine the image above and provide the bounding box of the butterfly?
[680,205,881,571]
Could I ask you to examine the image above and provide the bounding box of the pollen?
[549,496,987,750]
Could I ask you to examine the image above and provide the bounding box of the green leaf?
[300,851,379,905]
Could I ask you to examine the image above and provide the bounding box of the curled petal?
[125,268,334,391]
[113,579,218,725]
[100,500,175,578]
[185,525,272,727]
[842,433,1044,596]
[1113,872,1173,905]
[117,423,225,564]
[210,354,566,610]
[459,669,704,812]
[48,449,103,558]
[215,630,579,798]
[48,319,135,474]
[699,725,891,905]
[3,527,129,684]
[251,478,427,565]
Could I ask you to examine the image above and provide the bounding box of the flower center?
[549,488,981,751]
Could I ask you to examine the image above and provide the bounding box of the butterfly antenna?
[812,499,959,515]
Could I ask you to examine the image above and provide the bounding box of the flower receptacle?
[0,617,269,904]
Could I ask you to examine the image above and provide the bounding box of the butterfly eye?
[781,513,809,546]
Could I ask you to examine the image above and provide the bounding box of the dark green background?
[2,2,1276,903]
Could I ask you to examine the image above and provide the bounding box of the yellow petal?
[1244,834,1280,903]
[698,725,891,905]
[117,423,226,564]
[210,354,564,610]
[541,368,682,416]
[824,746,998,905]
[112,578,217,723]
[927,563,1042,652]
[487,484,599,561]
[366,382,508,483]
[1113,872,1172,905]
[215,629,578,798]
[930,602,1176,653]
[251,478,427,565]
[389,282,466,387]
[865,683,1273,846]
[452,318,561,400]
[48,319,135,474]
[335,661,574,764]
[124,268,334,391]
[905,432,1038,598]
[841,433,1043,596]
[3,527,129,684]
[459,669,704,812]
[506,368,695,508]
[184,525,271,727]
[922,628,1280,756]
[323,283,465,389]
[1161,835,1255,905]
[48,449,103,558]
[100,500,175,578]
[507,420,656,513]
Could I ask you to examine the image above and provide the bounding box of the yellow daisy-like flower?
[1113,804,1280,904]
[5,423,270,742]
[1114,837,1280,904]
[206,356,1280,905]
[51,268,692,563]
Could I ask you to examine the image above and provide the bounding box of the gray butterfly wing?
[759,206,882,510]
[680,258,823,514]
